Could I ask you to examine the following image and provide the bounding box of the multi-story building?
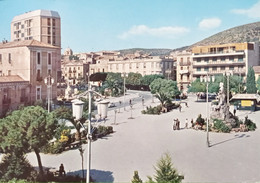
[11,9,61,47]
[61,61,89,85]
[0,39,60,116]
[176,51,193,92]
[192,42,259,80]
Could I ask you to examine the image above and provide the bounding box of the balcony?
[193,60,245,67]
[179,61,191,66]
[3,98,11,105]
[193,50,245,57]
[36,76,43,82]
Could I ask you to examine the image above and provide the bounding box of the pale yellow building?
[11,9,61,47]
[0,40,60,115]
[61,61,89,85]
[192,42,259,79]
[176,51,193,92]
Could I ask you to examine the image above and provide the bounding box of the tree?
[0,106,58,181]
[148,153,183,183]
[188,78,206,93]
[126,72,142,85]
[257,76,260,94]
[246,67,257,93]
[102,72,123,96]
[132,171,143,183]
[141,74,164,86]
[0,153,35,181]
[150,78,180,107]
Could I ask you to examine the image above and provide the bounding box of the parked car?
[108,102,116,108]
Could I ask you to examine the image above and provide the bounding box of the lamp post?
[128,104,134,119]
[122,72,127,111]
[200,73,215,147]
[224,71,233,106]
[44,75,54,113]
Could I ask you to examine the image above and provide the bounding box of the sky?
[0,0,260,53]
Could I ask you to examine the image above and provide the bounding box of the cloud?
[118,25,189,39]
[198,18,222,30]
[231,1,260,18]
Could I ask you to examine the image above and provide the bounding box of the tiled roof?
[0,40,59,49]
[253,66,260,73]
[0,75,28,83]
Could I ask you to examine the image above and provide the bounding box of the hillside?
[190,21,260,48]
[117,48,172,56]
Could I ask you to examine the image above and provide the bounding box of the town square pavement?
[1,91,260,182]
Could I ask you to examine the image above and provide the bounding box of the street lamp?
[121,72,128,111]
[128,104,134,119]
[200,73,215,147]
[224,71,233,106]
[44,75,54,113]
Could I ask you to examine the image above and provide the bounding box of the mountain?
[189,21,260,48]
[117,48,172,56]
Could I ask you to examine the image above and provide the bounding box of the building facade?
[11,9,61,47]
[192,42,259,79]
[176,51,193,92]
[0,40,60,115]
[61,61,89,86]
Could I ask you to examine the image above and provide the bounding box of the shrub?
[0,153,36,182]
[41,141,66,154]
[213,119,231,133]
[245,118,257,131]
[141,105,161,115]
[195,114,205,126]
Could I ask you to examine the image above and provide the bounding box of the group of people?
[173,118,194,130]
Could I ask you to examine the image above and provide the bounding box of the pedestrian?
[185,118,188,129]
[191,119,194,128]
[173,119,176,130]
[233,105,237,116]
[185,102,188,108]
[176,118,180,130]
[129,99,132,105]
[59,163,66,176]
[179,104,182,112]
[142,97,144,106]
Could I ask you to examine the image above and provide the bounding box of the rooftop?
[12,9,60,22]
[0,40,60,49]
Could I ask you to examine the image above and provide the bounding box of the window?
[8,70,11,76]
[0,54,2,63]
[229,66,234,70]
[48,27,51,34]
[213,57,217,62]
[212,67,217,71]
[36,87,41,100]
[52,18,56,26]
[0,70,2,76]
[197,58,201,62]
[229,56,234,62]
[47,18,51,26]
[48,36,51,44]
[204,58,209,63]
[221,66,225,70]
[238,56,243,62]
[21,24,24,29]
[21,33,24,37]
[8,53,11,63]
[197,67,201,71]
[37,52,41,65]
[48,69,51,75]
[204,67,209,71]
[36,69,41,81]
[48,53,51,65]
[221,57,225,61]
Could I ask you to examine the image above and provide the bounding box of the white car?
[108,102,116,108]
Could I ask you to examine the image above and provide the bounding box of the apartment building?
[61,61,89,85]
[11,9,61,47]
[0,40,60,116]
[176,51,193,92]
[192,42,259,79]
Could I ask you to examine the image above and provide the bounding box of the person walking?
[185,118,188,129]
[233,105,237,116]
[179,104,182,112]
[176,118,180,130]
[59,163,66,176]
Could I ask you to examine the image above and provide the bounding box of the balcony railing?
[179,61,191,66]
